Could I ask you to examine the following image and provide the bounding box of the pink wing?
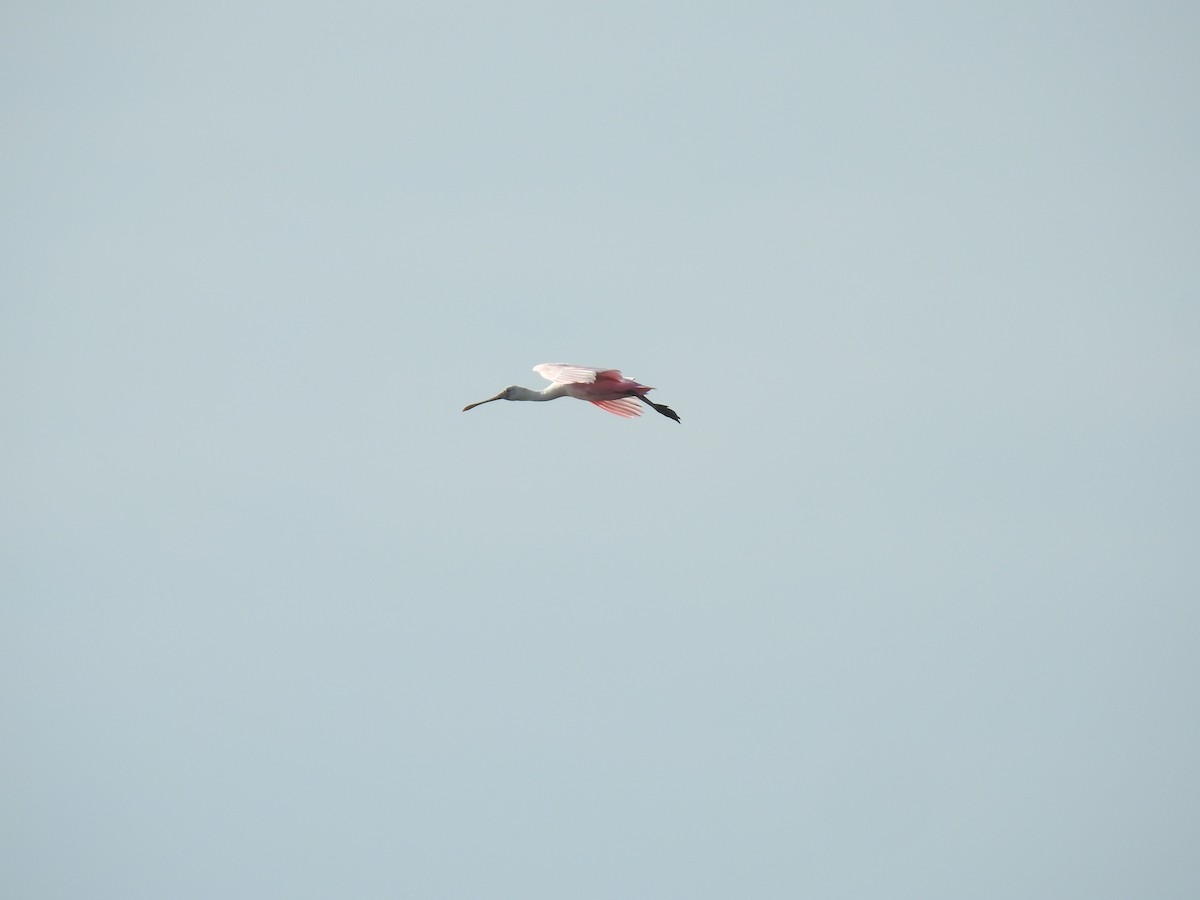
[590,398,643,418]
[533,363,623,385]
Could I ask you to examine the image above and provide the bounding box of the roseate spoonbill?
[462,363,681,423]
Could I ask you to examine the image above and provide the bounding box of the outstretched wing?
[590,398,642,418]
[533,363,623,385]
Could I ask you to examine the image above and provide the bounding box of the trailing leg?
[636,394,681,423]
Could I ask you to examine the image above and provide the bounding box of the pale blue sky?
[4,2,1198,898]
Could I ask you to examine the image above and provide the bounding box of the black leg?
[636,394,681,423]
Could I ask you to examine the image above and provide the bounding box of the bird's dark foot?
[637,395,681,423]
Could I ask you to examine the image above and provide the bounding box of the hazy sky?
[4,2,1198,898]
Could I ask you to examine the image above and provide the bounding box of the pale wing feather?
[590,398,643,418]
[532,363,618,385]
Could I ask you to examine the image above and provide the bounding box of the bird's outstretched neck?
[637,395,681,423]
[522,384,568,402]
[488,385,566,403]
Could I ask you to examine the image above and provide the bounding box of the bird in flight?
[463,363,681,423]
